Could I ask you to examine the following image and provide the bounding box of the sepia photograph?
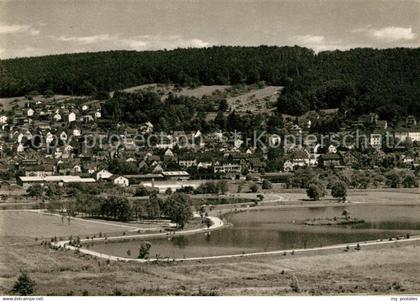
[0,0,419,299]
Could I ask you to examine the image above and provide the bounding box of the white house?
[0,115,8,124]
[370,134,382,148]
[113,176,129,187]
[96,169,113,180]
[60,131,68,141]
[68,112,76,123]
[63,145,73,154]
[46,132,54,144]
[17,143,24,153]
[194,130,202,138]
[53,113,62,121]
[73,128,81,137]
[197,162,212,169]
[328,144,337,153]
[95,111,102,119]
[395,131,420,143]
[54,148,63,158]
[27,108,35,117]
[73,165,82,174]
[164,148,174,158]
[82,105,89,111]
[140,121,153,133]
[283,160,294,172]
[234,138,244,149]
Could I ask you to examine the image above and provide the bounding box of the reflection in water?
[91,204,420,259]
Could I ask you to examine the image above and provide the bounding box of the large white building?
[18,175,95,187]
[395,131,420,143]
[370,133,382,148]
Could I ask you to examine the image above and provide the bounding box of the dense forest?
[1,46,419,119]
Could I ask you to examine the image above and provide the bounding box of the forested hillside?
[1,46,419,119]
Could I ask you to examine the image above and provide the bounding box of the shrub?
[331,181,347,201]
[306,182,325,201]
[12,271,35,296]
[262,179,272,190]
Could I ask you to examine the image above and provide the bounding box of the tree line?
[1,46,419,120]
[73,192,192,228]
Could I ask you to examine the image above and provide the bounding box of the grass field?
[0,211,167,239]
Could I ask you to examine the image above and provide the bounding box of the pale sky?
[0,0,419,59]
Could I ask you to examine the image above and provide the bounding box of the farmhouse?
[113,175,129,187]
[96,169,113,180]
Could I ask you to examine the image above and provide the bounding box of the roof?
[19,176,96,183]
[124,174,164,179]
[162,171,190,176]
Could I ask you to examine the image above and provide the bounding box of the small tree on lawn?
[138,241,152,259]
[262,179,272,190]
[331,181,347,201]
[203,217,213,229]
[249,182,259,193]
[306,182,325,201]
[12,271,35,296]
[402,175,418,188]
[342,209,350,220]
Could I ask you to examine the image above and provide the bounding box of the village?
[0,86,418,195]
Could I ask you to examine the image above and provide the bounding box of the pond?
[89,204,420,259]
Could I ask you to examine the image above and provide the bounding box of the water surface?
[90,204,420,259]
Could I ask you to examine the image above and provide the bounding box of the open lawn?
[0,211,166,239]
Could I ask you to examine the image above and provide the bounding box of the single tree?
[138,241,152,259]
[306,183,325,201]
[402,175,418,188]
[12,271,35,296]
[331,181,347,201]
[249,182,259,193]
[203,217,213,229]
[341,209,350,220]
[262,179,272,190]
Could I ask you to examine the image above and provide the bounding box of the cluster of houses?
[0,96,419,189]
